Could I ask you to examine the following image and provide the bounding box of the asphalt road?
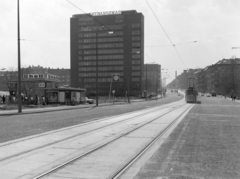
[0,92,182,143]
[134,96,240,179]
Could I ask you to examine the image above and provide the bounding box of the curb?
[0,98,155,116]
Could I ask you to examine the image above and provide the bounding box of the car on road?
[206,93,211,97]
[85,97,95,104]
[211,93,216,97]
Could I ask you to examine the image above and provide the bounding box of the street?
[1,94,240,178]
[0,93,182,143]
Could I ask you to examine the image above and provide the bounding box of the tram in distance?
[185,77,198,103]
[185,87,198,103]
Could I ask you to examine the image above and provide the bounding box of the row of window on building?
[79,24,140,31]
[78,54,141,60]
[79,77,140,82]
[78,72,140,77]
[78,66,140,71]
[78,31,140,38]
[78,37,140,43]
[78,42,140,49]
[78,60,140,66]
[78,48,140,55]
[83,83,141,89]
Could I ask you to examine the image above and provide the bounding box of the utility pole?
[17,0,22,113]
[95,33,98,106]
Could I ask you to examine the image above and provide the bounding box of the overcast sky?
[0,0,240,81]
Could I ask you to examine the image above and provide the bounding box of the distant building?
[0,66,70,98]
[48,68,70,86]
[172,69,201,90]
[196,58,240,96]
[70,10,144,96]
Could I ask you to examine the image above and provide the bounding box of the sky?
[0,0,240,82]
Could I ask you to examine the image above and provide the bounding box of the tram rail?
[33,103,193,179]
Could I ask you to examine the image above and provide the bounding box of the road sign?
[112,90,115,94]
[39,83,45,88]
[112,74,119,81]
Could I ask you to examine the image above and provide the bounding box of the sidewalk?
[0,98,150,116]
[135,95,240,179]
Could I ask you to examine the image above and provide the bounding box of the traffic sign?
[112,74,119,81]
[39,83,45,88]
[112,90,115,94]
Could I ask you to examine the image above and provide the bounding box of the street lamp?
[145,64,148,100]
[17,0,22,113]
[95,31,113,106]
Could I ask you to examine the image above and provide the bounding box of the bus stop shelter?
[44,87,86,105]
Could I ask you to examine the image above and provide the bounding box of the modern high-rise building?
[70,10,144,96]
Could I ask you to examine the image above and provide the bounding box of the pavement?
[134,95,240,179]
[0,96,161,116]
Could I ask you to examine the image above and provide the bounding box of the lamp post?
[127,47,140,103]
[96,32,99,106]
[17,0,22,113]
[95,31,114,106]
[161,69,168,97]
[145,64,148,100]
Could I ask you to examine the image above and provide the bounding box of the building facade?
[70,10,144,96]
[143,64,161,96]
[196,58,240,96]
[48,68,70,86]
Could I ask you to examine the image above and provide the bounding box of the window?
[132,42,140,47]
[84,56,96,60]
[78,17,93,21]
[132,54,141,58]
[98,66,124,71]
[79,73,96,77]
[84,50,96,55]
[132,36,141,41]
[98,49,124,54]
[98,61,123,65]
[79,61,96,66]
[79,67,96,71]
[115,19,123,23]
[98,43,123,48]
[84,78,96,82]
[98,37,123,43]
[132,23,141,28]
[132,60,141,64]
[132,31,141,35]
[132,78,140,82]
[79,25,124,32]
[132,66,140,70]
[132,72,140,76]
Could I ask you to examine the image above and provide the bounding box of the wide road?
[0,93,188,179]
[0,92,182,143]
[128,96,240,179]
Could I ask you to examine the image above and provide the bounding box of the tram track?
[0,101,183,164]
[32,102,193,179]
[0,100,191,179]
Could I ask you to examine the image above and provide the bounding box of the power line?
[145,0,188,68]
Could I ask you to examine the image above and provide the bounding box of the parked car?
[85,97,95,104]
[211,93,216,97]
[206,93,211,97]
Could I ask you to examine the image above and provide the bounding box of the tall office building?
[70,10,144,96]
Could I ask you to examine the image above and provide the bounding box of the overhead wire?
[145,0,188,68]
